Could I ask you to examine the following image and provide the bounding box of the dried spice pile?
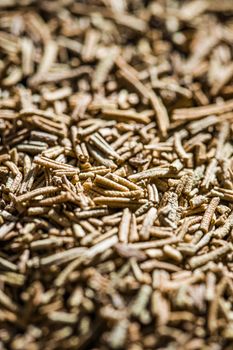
[1,0,233,349]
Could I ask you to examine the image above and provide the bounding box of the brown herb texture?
[0,1,233,349]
